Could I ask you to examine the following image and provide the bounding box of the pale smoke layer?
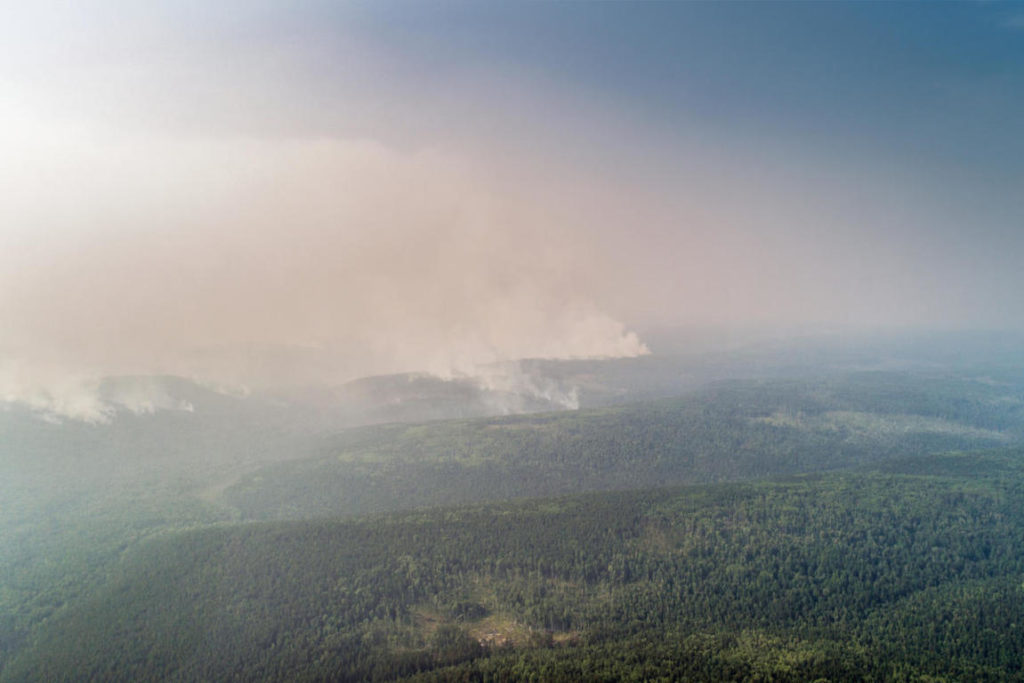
[471,362,580,415]
[0,134,647,421]
[0,362,195,424]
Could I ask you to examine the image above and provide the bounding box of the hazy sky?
[2,1,1023,413]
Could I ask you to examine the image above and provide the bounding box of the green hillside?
[7,451,1024,681]
[222,372,1023,520]
[4,367,1024,680]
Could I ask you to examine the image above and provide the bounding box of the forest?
[221,370,1023,521]
[6,450,1024,681]
[4,356,1024,680]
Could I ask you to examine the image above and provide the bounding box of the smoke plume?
[0,134,646,420]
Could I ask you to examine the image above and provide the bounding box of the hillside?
[7,450,1024,681]
[221,371,1024,520]
[4,362,1024,679]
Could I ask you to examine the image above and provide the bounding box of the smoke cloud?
[6,2,1022,421]
[0,132,646,419]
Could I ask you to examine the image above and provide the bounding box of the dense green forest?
[7,450,1024,681]
[4,360,1024,680]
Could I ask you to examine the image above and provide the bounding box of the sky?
[2,1,1023,417]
